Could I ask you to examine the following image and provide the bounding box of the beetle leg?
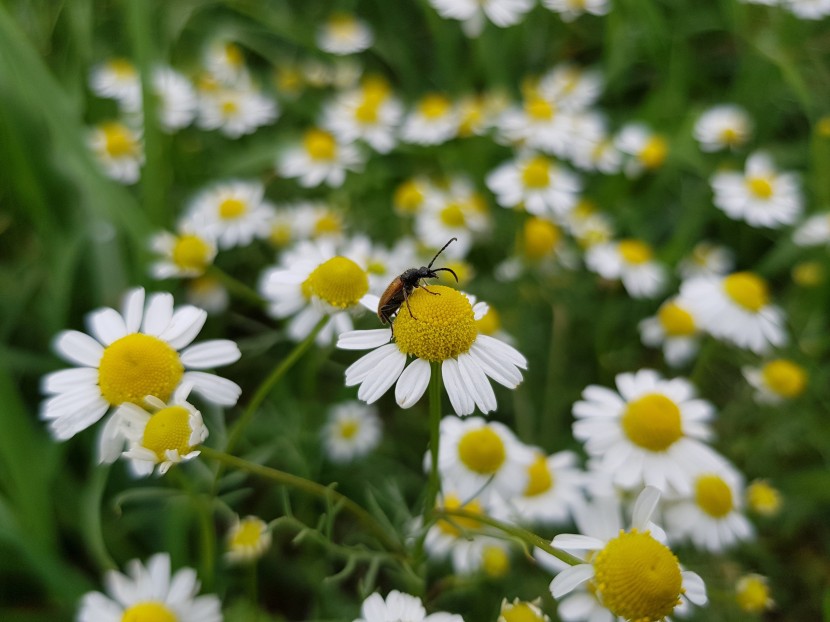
[402,286,418,320]
[418,281,441,296]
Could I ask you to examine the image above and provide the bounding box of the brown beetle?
[377,237,459,328]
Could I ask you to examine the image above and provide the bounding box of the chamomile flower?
[394,177,432,215]
[117,389,208,476]
[680,271,787,354]
[639,297,702,367]
[197,83,279,138]
[677,241,735,279]
[268,202,346,248]
[124,66,197,132]
[355,590,463,622]
[224,515,272,564]
[400,93,460,145]
[542,0,611,20]
[486,152,582,218]
[204,40,249,85]
[585,239,667,298]
[694,104,753,152]
[498,598,550,622]
[77,553,222,622]
[317,13,374,55]
[520,216,569,265]
[87,120,144,184]
[40,288,241,447]
[186,276,229,315]
[415,178,491,257]
[260,240,373,345]
[437,416,535,502]
[278,127,364,188]
[498,91,575,158]
[664,463,754,552]
[564,201,615,248]
[149,228,217,279]
[615,123,669,176]
[743,358,808,404]
[538,66,603,109]
[568,113,622,173]
[549,487,707,622]
[322,78,403,153]
[746,479,782,516]
[184,180,275,250]
[338,286,527,416]
[793,211,830,246]
[429,0,534,38]
[322,401,382,463]
[89,58,141,108]
[711,151,803,228]
[572,369,724,495]
[735,574,775,613]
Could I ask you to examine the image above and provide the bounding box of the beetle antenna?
[427,237,457,269]
[431,267,459,282]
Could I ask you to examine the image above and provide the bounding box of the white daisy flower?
[735,573,775,613]
[268,201,346,248]
[498,598,550,622]
[322,78,403,154]
[394,176,433,216]
[117,388,208,476]
[415,178,491,257]
[664,462,754,552]
[680,271,787,354]
[77,553,221,622]
[89,58,141,108]
[186,276,229,315]
[338,286,527,416]
[260,240,373,346]
[486,152,582,218]
[203,40,249,85]
[183,180,275,250]
[278,127,364,188]
[87,121,144,185]
[355,590,463,622]
[585,239,667,298]
[197,83,279,138]
[615,123,669,176]
[149,228,217,279]
[224,515,272,564]
[746,479,782,517]
[429,0,534,37]
[498,92,576,158]
[638,297,702,367]
[793,211,830,246]
[437,416,535,502]
[317,13,374,55]
[568,112,622,174]
[572,369,725,495]
[693,104,753,152]
[743,358,808,404]
[542,0,611,21]
[40,288,241,449]
[538,64,605,111]
[711,151,803,228]
[563,201,615,249]
[400,93,461,145]
[549,487,708,622]
[122,66,197,132]
[457,93,505,137]
[677,240,735,279]
[322,401,382,463]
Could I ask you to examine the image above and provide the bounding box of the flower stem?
[206,264,267,308]
[425,361,443,523]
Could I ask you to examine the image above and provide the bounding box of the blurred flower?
[394,177,431,215]
[40,288,241,450]
[498,90,575,158]
[793,211,830,246]
[267,201,345,248]
[415,178,490,257]
[429,0,534,37]
[735,574,775,613]
[787,0,830,19]
[317,13,374,55]
[498,598,550,622]
[572,369,724,495]
[693,104,753,152]
[338,287,527,416]
[743,358,808,403]
[746,479,782,516]
[639,297,702,367]
[615,123,669,176]
[149,228,217,279]
[89,58,140,108]
[564,201,615,248]
[203,40,249,84]
[538,65,604,111]
[792,261,824,287]
[225,515,272,564]
[183,180,276,250]
[278,127,363,188]
[197,82,279,138]
[322,401,382,463]
[585,238,667,298]
[677,241,735,279]
[354,590,462,622]
[486,153,582,218]
[186,276,229,315]
[400,93,460,145]
[122,66,197,132]
[568,113,622,173]
[322,77,403,153]
[680,271,787,354]
[711,151,803,228]
[542,0,611,21]
[77,553,222,622]
[87,120,144,184]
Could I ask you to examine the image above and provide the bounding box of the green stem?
[425,361,443,518]
[206,264,267,308]
[201,447,403,554]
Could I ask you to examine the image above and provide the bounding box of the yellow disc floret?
[303,128,338,161]
[121,601,178,622]
[639,136,668,169]
[102,122,139,158]
[523,217,561,260]
[457,427,506,475]
[393,286,477,361]
[394,179,425,214]
[218,197,247,220]
[746,479,781,516]
[695,474,734,518]
[171,235,213,272]
[592,530,683,621]
[419,93,451,119]
[746,176,774,199]
[723,272,769,312]
[524,454,553,496]
[500,600,546,622]
[302,256,369,309]
[618,239,653,265]
[229,517,267,550]
[98,334,184,406]
[440,203,467,227]
[337,419,360,440]
[524,95,555,121]
[736,574,774,613]
[521,156,551,189]
[658,302,696,336]
[142,405,194,461]
[761,359,807,398]
[621,393,683,452]
[482,545,510,578]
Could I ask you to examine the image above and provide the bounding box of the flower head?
[586,238,667,299]
[149,228,217,279]
[616,123,668,176]
[638,297,702,367]
[746,479,782,516]
[744,358,808,403]
[322,401,382,463]
[225,515,272,564]
[486,153,582,218]
[400,93,460,145]
[694,104,753,152]
[278,127,364,188]
[317,13,374,55]
[498,598,550,622]
[87,120,144,184]
[354,590,463,622]
[735,574,774,613]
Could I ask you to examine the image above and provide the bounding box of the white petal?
[395,358,432,408]
[41,367,99,395]
[476,334,527,368]
[53,330,104,367]
[47,396,110,440]
[338,329,391,350]
[159,306,207,350]
[550,564,595,599]
[631,486,662,531]
[457,352,497,414]
[180,340,241,368]
[141,292,174,336]
[468,342,522,387]
[87,308,128,346]
[345,344,399,385]
[551,534,604,550]
[442,358,474,416]
[357,350,406,403]
[184,371,241,406]
[122,288,146,333]
[682,570,708,605]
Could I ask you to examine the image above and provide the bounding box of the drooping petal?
[180,340,241,369]
[550,564,595,599]
[395,358,431,408]
[184,371,241,406]
[442,358,475,416]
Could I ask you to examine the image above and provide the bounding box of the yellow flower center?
[521,156,551,189]
[419,93,451,119]
[98,334,184,406]
[313,212,342,236]
[476,306,501,336]
[524,95,555,121]
[171,235,212,272]
[108,58,137,78]
[224,42,244,67]
[361,75,391,100]
[393,286,477,361]
[436,494,483,536]
[746,479,781,516]
[736,574,773,613]
[639,136,668,169]
[354,97,381,123]
[621,393,683,452]
[102,122,139,158]
[458,100,484,137]
[723,272,769,312]
[792,261,824,287]
[440,202,467,227]
[220,99,239,117]
[270,223,292,247]
[658,302,696,336]
[746,176,774,199]
[523,217,560,260]
[394,180,425,214]
[817,116,830,138]
[592,530,683,621]
[337,419,360,439]
[501,601,544,622]
[618,239,653,265]
[218,197,248,220]
[482,545,510,578]
[121,601,178,622]
[142,405,195,461]
[457,427,506,475]
[523,454,553,496]
[695,474,733,518]
[302,256,368,309]
[230,517,267,550]
[720,127,741,146]
[761,359,807,398]
[303,128,338,161]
